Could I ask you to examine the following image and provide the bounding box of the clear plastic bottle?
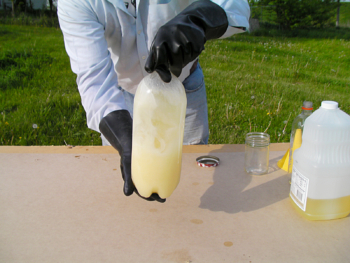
[290,101,350,220]
[131,73,187,199]
[288,101,313,175]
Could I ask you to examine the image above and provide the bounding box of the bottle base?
[245,168,269,176]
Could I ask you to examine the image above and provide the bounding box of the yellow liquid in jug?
[290,194,350,220]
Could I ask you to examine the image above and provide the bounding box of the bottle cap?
[321,101,338,110]
[196,155,220,167]
[302,101,313,110]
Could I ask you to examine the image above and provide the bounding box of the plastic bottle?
[131,72,187,199]
[290,101,350,220]
[288,101,313,174]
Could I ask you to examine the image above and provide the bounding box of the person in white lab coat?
[58,0,250,202]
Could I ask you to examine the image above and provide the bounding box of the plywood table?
[1,144,349,263]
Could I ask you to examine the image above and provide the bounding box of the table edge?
[0,143,289,154]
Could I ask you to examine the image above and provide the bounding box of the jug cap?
[321,101,338,110]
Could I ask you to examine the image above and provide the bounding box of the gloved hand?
[99,110,165,203]
[145,0,228,83]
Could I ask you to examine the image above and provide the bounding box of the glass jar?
[245,132,270,175]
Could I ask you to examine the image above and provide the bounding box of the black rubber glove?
[99,110,165,203]
[145,0,228,83]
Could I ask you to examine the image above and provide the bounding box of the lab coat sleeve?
[58,0,127,133]
[211,0,251,38]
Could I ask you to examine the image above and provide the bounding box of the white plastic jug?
[290,101,350,220]
[131,73,187,199]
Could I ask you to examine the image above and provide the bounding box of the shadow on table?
[199,146,290,214]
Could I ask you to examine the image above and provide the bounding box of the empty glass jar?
[245,132,270,175]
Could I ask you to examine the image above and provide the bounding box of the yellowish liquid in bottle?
[132,146,182,199]
[290,194,350,220]
[132,73,186,199]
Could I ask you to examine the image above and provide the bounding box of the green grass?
[202,33,350,144]
[0,25,101,146]
[0,10,60,28]
[1,24,350,145]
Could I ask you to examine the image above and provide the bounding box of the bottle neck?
[301,109,313,116]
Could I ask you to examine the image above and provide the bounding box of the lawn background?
[1,6,350,146]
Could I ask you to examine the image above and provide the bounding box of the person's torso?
[91,0,197,93]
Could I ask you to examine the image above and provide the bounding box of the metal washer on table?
[196,155,220,167]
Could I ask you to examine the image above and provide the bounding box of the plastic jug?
[131,73,187,199]
[290,101,350,220]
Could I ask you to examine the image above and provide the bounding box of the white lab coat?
[57,0,250,132]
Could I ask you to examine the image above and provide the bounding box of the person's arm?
[212,0,250,38]
[145,0,250,83]
[58,0,164,202]
[58,0,126,132]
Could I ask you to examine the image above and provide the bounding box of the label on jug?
[290,167,309,211]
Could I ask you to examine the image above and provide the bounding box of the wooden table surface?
[0,144,349,263]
